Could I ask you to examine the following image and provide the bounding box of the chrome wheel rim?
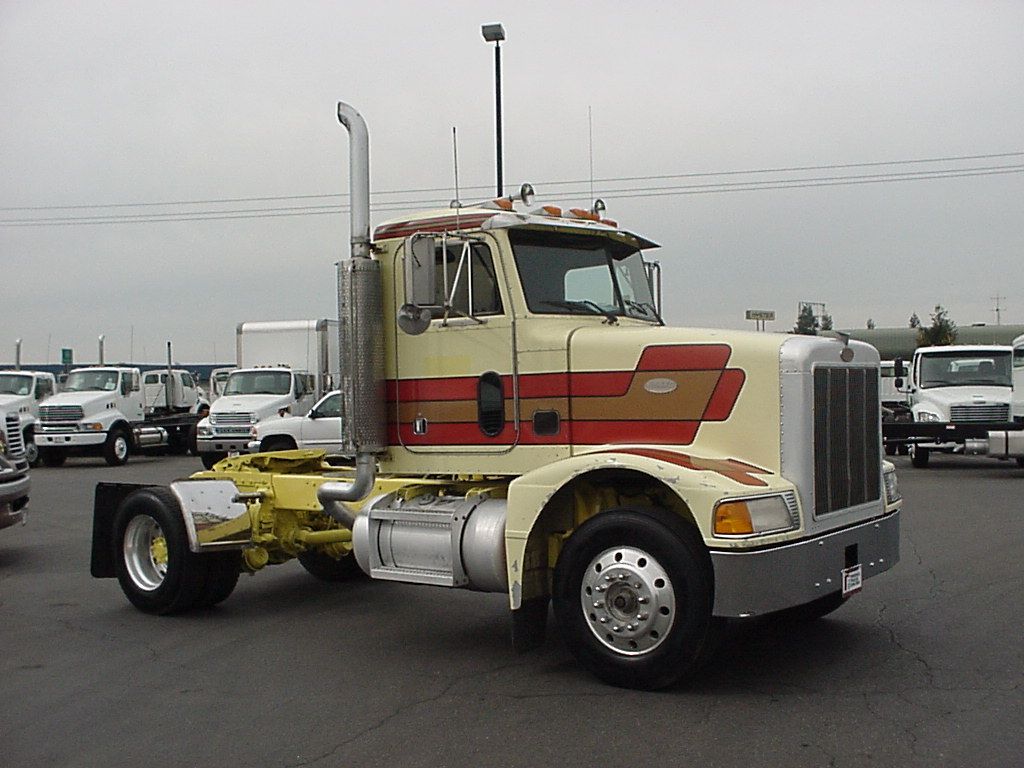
[24,440,38,465]
[123,515,168,591]
[113,435,128,461]
[581,546,676,655]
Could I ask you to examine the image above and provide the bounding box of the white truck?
[202,367,234,403]
[0,370,58,466]
[195,320,339,468]
[884,345,1014,467]
[247,390,345,455]
[36,365,208,466]
[1,409,31,531]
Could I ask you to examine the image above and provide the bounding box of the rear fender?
[91,482,151,578]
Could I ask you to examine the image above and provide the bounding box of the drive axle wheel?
[909,444,930,469]
[113,487,238,614]
[553,507,717,690]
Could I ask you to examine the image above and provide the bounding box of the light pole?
[481,23,505,197]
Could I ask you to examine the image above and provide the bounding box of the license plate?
[842,564,863,596]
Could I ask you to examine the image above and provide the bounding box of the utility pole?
[992,294,1005,325]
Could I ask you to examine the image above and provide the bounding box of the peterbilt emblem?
[644,378,679,394]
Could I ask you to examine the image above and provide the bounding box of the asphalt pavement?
[1,452,1022,767]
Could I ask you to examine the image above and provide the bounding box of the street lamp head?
[481,23,505,43]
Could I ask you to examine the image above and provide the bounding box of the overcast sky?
[2,1,1022,364]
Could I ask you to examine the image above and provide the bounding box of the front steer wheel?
[103,428,131,466]
[553,507,718,690]
[113,487,239,614]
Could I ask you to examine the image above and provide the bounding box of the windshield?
[0,374,33,396]
[64,369,119,392]
[223,370,292,396]
[509,229,660,322]
[918,351,1012,388]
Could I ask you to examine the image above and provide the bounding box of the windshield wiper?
[542,299,618,324]
[623,299,663,324]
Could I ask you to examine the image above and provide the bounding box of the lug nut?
[593,601,605,609]
[638,596,649,604]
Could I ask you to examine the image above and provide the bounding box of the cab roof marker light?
[599,218,618,227]
[568,207,600,221]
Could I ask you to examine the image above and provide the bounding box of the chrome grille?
[813,367,881,516]
[212,412,252,425]
[5,412,25,457]
[950,404,1010,423]
[40,404,84,422]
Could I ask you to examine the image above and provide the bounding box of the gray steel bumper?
[0,470,30,530]
[710,510,900,617]
[196,436,253,454]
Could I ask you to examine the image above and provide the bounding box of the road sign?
[745,310,775,321]
[61,348,73,366]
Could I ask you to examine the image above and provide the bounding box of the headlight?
[208,414,218,425]
[714,493,799,537]
[80,422,104,431]
[883,468,901,505]
[249,413,259,424]
[197,425,213,438]
[917,411,941,422]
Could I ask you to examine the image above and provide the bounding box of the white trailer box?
[236,319,339,397]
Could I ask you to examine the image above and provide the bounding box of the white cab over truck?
[1,410,31,531]
[36,365,208,466]
[195,320,339,468]
[884,345,1014,467]
[0,370,58,466]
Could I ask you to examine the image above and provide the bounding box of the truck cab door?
[121,371,144,421]
[393,234,517,453]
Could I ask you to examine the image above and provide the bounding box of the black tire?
[24,431,40,467]
[194,552,242,608]
[187,424,199,456]
[261,436,297,453]
[1016,457,1024,468]
[297,549,365,582]
[103,428,131,466]
[112,486,210,615]
[910,445,930,468]
[166,427,189,455]
[553,507,716,690]
[200,452,226,470]
[39,448,66,467]
[884,442,896,457]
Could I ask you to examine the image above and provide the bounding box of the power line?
[2,163,1022,227]
[2,150,1021,212]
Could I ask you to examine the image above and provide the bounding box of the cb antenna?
[451,126,461,229]
[588,105,595,202]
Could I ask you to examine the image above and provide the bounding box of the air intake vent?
[813,367,881,516]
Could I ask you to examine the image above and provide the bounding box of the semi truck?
[1,410,31,531]
[36,353,209,466]
[195,320,339,468]
[0,370,58,465]
[882,345,1017,467]
[90,102,901,690]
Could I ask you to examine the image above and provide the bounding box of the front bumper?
[0,468,30,530]
[710,510,900,617]
[196,436,253,454]
[36,429,107,448]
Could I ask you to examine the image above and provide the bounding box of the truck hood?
[0,394,30,411]
[915,386,1010,409]
[210,394,293,419]
[41,391,114,412]
[253,413,308,438]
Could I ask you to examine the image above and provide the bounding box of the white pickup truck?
[247,390,344,454]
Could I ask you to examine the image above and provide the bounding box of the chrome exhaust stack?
[319,102,385,520]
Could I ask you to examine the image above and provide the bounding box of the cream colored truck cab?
[91,102,901,690]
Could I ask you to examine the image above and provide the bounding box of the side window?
[318,393,342,418]
[430,241,503,318]
[181,372,194,388]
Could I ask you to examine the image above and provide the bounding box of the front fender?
[504,447,791,609]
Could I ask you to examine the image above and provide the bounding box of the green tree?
[909,312,921,328]
[793,304,818,335]
[917,305,958,346]
[820,313,834,331]
[866,318,876,329]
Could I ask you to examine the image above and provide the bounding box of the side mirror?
[894,378,904,390]
[308,409,319,420]
[404,234,436,307]
[893,357,905,378]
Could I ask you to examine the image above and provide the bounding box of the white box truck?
[195,320,339,468]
